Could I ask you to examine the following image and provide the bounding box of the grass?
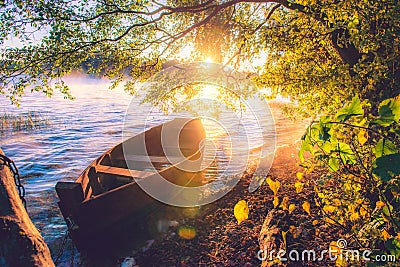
[0,111,51,134]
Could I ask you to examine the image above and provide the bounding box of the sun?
[204,57,214,63]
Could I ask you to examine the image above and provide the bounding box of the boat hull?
[56,118,206,251]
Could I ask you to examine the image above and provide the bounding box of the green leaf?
[373,153,400,181]
[328,157,340,171]
[373,97,400,126]
[309,123,322,141]
[385,238,400,258]
[318,121,331,141]
[335,96,364,122]
[382,203,394,217]
[299,133,313,162]
[335,142,356,164]
[375,138,398,158]
[320,139,338,154]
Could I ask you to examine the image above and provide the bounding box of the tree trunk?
[331,28,362,67]
[0,149,54,267]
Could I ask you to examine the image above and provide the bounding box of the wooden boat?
[55,118,206,251]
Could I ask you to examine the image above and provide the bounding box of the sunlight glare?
[204,57,214,63]
[177,45,193,60]
[198,84,219,98]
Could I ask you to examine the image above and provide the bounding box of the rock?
[0,149,54,267]
[258,209,292,267]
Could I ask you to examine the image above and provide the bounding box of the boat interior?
[78,118,206,199]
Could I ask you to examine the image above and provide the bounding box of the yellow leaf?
[348,204,356,214]
[296,172,304,181]
[382,230,392,241]
[359,206,368,217]
[356,199,363,205]
[323,205,336,213]
[234,200,249,225]
[282,230,287,247]
[357,129,368,145]
[352,183,361,193]
[344,182,352,191]
[333,198,341,206]
[329,241,341,257]
[312,219,319,226]
[302,201,311,215]
[289,204,296,214]
[335,255,347,267]
[266,177,281,195]
[306,165,314,173]
[350,212,360,222]
[280,196,289,211]
[273,196,279,208]
[325,217,336,225]
[178,226,197,240]
[295,182,304,193]
[289,225,302,238]
[376,201,386,209]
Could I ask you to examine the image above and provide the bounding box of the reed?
[0,111,51,133]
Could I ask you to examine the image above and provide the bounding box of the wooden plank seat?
[111,153,189,164]
[95,165,154,178]
[121,154,186,164]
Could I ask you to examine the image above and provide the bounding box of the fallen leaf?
[296,172,304,181]
[329,241,341,257]
[357,129,368,146]
[295,182,304,193]
[178,226,197,240]
[289,225,302,238]
[325,217,337,225]
[382,230,392,241]
[333,198,341,206]
[359,206,368,217]
[234,200,249,225]
[348,204,356,214]
[273,196,279,208]
[288,204,296,214]
[349,212,360,222]
[323,205,336,213]
[335,255,347,267]
[280,196,289,211]
[282,230,287,247]
[302,201,311,215]
[266,177,281,195]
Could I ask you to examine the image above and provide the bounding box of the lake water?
[0,75,290,265]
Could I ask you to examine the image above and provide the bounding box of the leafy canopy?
[0,0,399,111]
